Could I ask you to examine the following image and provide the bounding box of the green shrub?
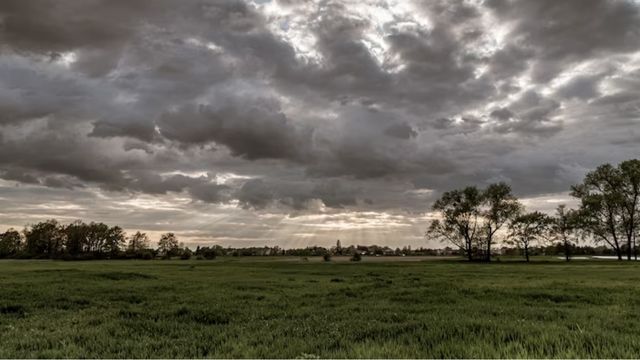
[180,250,192,260]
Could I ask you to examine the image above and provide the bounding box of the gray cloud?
[555,75,602,100]
[490,108,516,121]
[384,123,418,139]
[1,0,639,246]
[156,93,311,161]
[488,0,640,82]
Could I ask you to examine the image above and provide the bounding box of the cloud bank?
[0,0,638,246]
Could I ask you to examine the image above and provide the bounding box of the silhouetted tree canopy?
[571,160,640,260]
[0,229,21,258]
[507,211,552,262]
[549,205,581,261]
[428,183,521,261]
[158,233,179,259]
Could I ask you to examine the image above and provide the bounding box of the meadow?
[1,258,640,358]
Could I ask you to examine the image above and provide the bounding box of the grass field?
[2,258,640,358]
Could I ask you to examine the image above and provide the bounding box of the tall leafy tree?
[24,220,65,257]
[427,186,484,261]
[64,221,89,256]
[158,232,179,258]
[481,183,522,262]
[0,229,22,258]
[507,211,552,262]
[550,205,580,261]
[127,231,150,254]
[104,226,126,257]
[428,183,520,262]
[86,222,111,254]
[571,164,626,260]
[619,160,640,260]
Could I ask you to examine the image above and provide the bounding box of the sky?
[0,0,639,249]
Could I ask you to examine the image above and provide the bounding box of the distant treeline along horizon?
[0,159,638,262]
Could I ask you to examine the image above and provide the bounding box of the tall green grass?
[1,259,640,358]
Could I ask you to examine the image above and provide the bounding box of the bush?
[180,249,192,260]
[323,253,332,262]
[201,248,217,260]
[350,252,362,262]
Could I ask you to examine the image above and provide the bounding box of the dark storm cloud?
[0,56,104,125]
[0,0,170,77]
[490,108,515,121]
[236,179,275,209]
[384,123,417,139]
[0,0,639,225]
[486,44,534,82]
[0,168,41,185]
[486,90,563,135]
[487,0,640,82]
[488,0,640,59]
[156,94,311,161]
[0,123,127,186]
[431,118,455,130]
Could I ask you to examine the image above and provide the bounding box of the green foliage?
[0,229,22,258]
[571,160,640,260]
[507,211,553,262]
[62,221,126,258]
[180,248,193,260]
[481,182,522,261]
[24,219,66,257]
[64,221,89,256]
[351,252,362,262]
[1,259,640,358]
[127,231,150,255]
[550,205,581,261]
[196,246,219,260]
[428,186,483,261]
[104,226,126,257]
[157,233,179,259]
[428,183,521,261]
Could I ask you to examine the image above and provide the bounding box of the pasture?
[1,258,640,358]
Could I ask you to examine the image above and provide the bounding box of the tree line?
[0,222,625,261]
[0,219,195,260]
[427,159,640,261]
[0,159,638,262]
[0,222,450,260]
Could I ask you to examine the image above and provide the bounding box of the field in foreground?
[1,258,640,358]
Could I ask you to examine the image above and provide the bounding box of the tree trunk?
[486,240,491,262]
[613,233,622,260]
[564,240,570,262]
[608,211,622,260]
[524,245,530,262]
[629,201,637,261]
